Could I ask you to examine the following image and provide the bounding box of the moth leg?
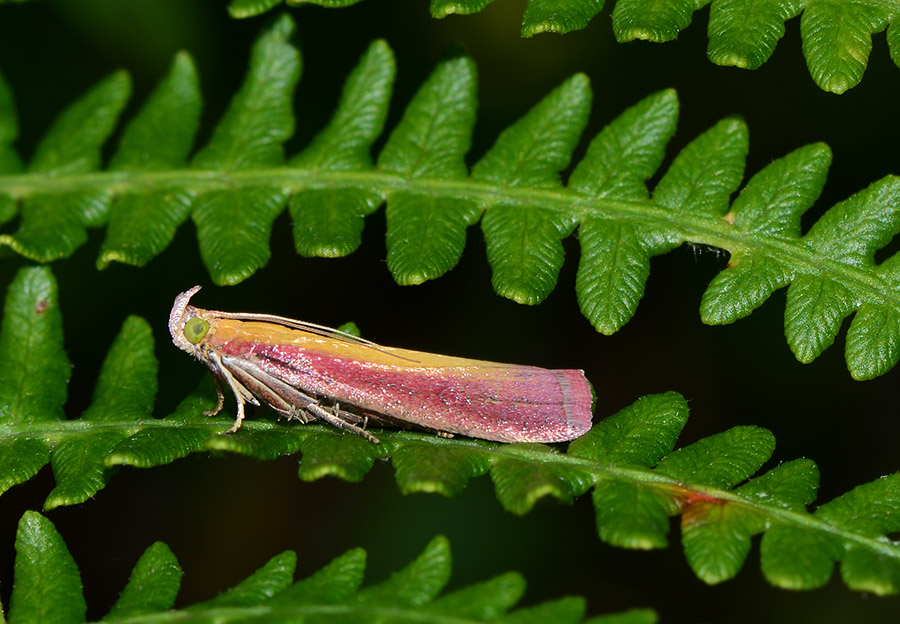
[226,357,371,429]
[223,357,296,420]
[208,351,258,433]
[325,403,377,432]
[203,374,225,417]
[329,408,367,426]
[219,355,379,443]
[222,355,317,424]
[306,403,381,444]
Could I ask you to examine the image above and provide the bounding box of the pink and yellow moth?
[169,286,593,444]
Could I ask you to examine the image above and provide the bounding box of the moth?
[169,286,593,444]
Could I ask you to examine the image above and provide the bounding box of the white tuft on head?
[169,286,202,352]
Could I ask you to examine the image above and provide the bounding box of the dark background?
[0,0,899,621]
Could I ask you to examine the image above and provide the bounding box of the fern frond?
[6,512,655,623]
[1,16,898,375]
[228,1,900,93]
[3,267,900,594]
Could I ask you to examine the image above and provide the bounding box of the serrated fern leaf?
[2,21,894,375]
[103,542,181,620]
[9,512,86,624]
[378,46,479,285]
[98,51,200,270]
[232,0,897,92]
[0,15,300,285]
[474,74,589,304]
[3,267,900,594]
[620,0,898,94]
[5,513,652,624]
[0,70,128,261]
[190,14,299,285]
[289,39,394,258]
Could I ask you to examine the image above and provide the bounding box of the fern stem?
[1,168,895,310]
[3,413,896,564]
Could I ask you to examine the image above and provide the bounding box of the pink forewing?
[220,339,592,443]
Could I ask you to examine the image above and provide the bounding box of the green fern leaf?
[43,314,158,510]
[9,513,86,624]
[0,267,69,497]
[0,71,129,261]
[289,40,394,258]
[102,377,221,469]
[191,14,300,285]
[576,113,746,335]
[845,252,900,379]
[761,474,900,594]
[786,177,900,364]
[655,117,748,217]
[0,267,69,425]
[97,51,201,269]
[1,19,899,375]
[297,431,381,481]
[890,18,900,68]
[104,542,181,620]
[379,47,480,285]
[393,444,490,496]
[702,160,900,377]
[801,1,891,94]
[429,0,495,19]
[5,513,651,623]
[424,572,524,619]
[707,0,802,70]
[699,143,829,321]
[569,89,677,201]
[262,548,365,607]
[3,267,900,594]
[228,0,283,18]
[189,551,297,609]
[475,74,590,304]
[612,0,695,42]
[521,0,606,37]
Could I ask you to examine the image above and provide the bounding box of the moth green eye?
[184,317,210,344]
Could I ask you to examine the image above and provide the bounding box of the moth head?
[170,286,211,355]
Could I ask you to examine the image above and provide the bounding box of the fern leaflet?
[2,266,900,594]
